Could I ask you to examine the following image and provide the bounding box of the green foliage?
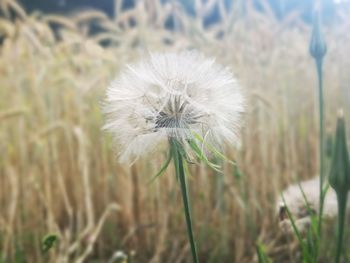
[41,234,58,253]
[281,195,313,263]
[256,243,273,263]
[14,245,26,263]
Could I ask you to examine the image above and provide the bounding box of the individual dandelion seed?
[103,51,244,263]
[103,51,244,163]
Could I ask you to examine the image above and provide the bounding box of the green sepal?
[188,139,222,173]
[148,148,173,184]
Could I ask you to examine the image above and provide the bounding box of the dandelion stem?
[171,139,199,263]
[335,191,348,263]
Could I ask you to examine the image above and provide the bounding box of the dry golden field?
[1,0,350,262]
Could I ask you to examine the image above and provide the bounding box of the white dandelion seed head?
[103,51,244,162]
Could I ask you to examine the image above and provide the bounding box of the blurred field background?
[1,0,350,262]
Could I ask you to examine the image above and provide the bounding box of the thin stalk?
[316,58,325,235]
[171,139,199,263]
[335,192,348,263]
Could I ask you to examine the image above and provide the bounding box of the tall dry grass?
[0,0,350,262]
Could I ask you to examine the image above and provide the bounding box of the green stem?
[316,58,325,235]
[171,139,199,263]
[335,192,348,263]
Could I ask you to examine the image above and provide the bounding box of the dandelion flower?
[104,51,244,162]
[104,51,244,263]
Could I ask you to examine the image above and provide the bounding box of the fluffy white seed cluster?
[104,51,244,162]
[277,176,350,233]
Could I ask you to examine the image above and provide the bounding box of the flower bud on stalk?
[329,110,350,263]
[309,9,327,61]
[309,6,327,236]
[329,111,350,192]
